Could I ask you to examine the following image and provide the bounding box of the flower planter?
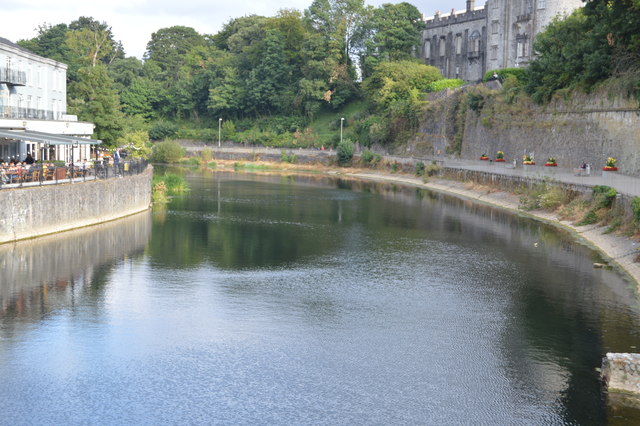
[523,161,535,165]
[480,157,489,161]
[495,158,505,162]
[545,163,557,167]
[602,166,618,171]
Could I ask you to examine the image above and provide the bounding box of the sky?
[3,0,467,59]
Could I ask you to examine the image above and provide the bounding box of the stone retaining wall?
[408,89,640,177]
[602,353,640,394]
[0,166,152,244]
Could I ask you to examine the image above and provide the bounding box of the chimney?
[467,0,475,11]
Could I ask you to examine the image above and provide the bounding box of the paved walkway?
[208,146,640,198]
[441,158,640,197]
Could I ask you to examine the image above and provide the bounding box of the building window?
[455,35,462,55]
[469,31,481,55]
[538,0,546,8]
[424,40,431,59]
[491,45,498,60]
[439,37,446,56]
[491,20,499,34]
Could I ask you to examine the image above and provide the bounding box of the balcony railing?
[0,106,64,121]
[0,68,27,86]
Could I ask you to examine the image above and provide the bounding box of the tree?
[144,26,206,79]
[359,2,423,77]
[68,65,124,147]
[17,23,70,64]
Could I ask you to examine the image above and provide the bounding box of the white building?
[0,36,98,163]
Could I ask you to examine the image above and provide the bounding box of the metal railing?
[0,68,27,86]
[0,159,149,189]
[0,106,63,120]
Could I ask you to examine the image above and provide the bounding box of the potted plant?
[480,153,489,160]
[523,154,535,165]
[495,151,505,162]
[545,157,557,167]
[603,157,618,171]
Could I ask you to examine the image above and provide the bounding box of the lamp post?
[218,118,222,148]
[340,117,344,144]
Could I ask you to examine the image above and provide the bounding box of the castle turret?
[466,0,475,11]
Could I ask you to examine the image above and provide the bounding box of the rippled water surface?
[2,171,640,425]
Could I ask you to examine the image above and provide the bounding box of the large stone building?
[422,0,583,81]
[0,37,98,163]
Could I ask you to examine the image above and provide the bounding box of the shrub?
[632,197,640,223]
[483,68,527,83]
[426,78,465,92]
[151,140,184,163]
[415,161,426,176]
[592,185,617,209]
[467,93,485,111]
[181,157,201,166]
[361,150,381,167]
[149,122,178,141]
[425,161,442,177]
[200,148,213,163]
[336,139,355,166]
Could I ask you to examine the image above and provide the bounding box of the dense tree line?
[18,1,430,149]
[19,1,637,150]
[525,0,640,103]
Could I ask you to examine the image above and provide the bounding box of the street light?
[218,118,222,148]
[340,117,344,144]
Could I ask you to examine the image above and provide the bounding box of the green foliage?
[592,185,618,209]
[67,64,124,147]
[363,61,441,109]
[336,139,355,166]
[359,2,424,78]
[424,161,442,177]
[519,179,567,211]
[151,140,185,163]
[152,172,189,204]
[279,150,298,163]
[149,122,178,140]
[361,149,381,167]
[483,68,526,83]
[524,2,640,103]
[426,79,464,92]
[200,148,213,163]
[632,197,640,223]
[117,130,152,159]
[181,157,201,166]
[467,92,485,112]
[415,161,425,176]
[577,210,599,226]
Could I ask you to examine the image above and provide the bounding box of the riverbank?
[212,158,640,289]
[0,165,153,244]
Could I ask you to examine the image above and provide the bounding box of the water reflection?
[0,211,151,335]
[1,171,640,424]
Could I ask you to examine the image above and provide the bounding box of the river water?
[1,170,640,425]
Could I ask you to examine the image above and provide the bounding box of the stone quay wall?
[602,353,640,394]
[409,89,640,177]
[0,166,152,244]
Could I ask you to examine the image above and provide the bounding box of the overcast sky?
[3,0,467,59]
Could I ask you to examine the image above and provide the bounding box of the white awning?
[0,129,101,145]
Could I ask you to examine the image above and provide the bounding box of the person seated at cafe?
[24,153,35,165]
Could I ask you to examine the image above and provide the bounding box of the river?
[1,170,639,425]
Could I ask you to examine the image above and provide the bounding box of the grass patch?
[152,172,189,204]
